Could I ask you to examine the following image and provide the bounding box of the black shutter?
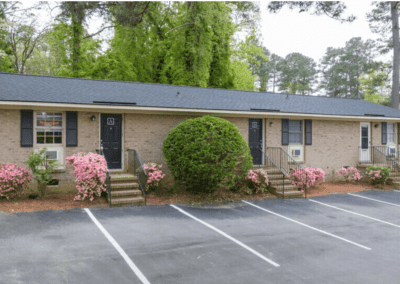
[21,110,33,147]
[66,111,78,147]
[398,123,400,144]
[382,122,387,145]
[305,119,312,145]
[282,119,289,145]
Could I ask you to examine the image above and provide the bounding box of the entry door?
[101,114,122,169]
[249,119,263,165]
[360,123,370,162]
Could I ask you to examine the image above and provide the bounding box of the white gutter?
[0,101,399,122]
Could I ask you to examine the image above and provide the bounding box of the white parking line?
[394,190,400,193]
[170,204,280,267]
[348,193,400,207]
[242,200,371,251]
[309,199,400,228]
[84,208,151,284]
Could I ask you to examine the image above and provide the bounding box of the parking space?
[2,190,400,283]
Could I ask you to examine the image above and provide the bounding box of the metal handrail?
[371,146,400,180]
[127,149,147,205]
[267,147,307,198]
[259,148,286,199]
[95,148,112,207]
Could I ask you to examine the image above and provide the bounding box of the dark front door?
[249,118,263,165]
[101,114,122,169]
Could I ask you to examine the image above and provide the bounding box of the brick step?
[110,182,139,190]
[109,197,145,206]
[110,189,142,198]
[275,190,304,199]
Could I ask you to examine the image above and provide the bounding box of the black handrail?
[371,146,400,181]
[259,148,286,199]
[127,149,147,205]
[95,148,112,207]
[266,147,307,198]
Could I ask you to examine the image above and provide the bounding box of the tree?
[366,2,400,109]
[319,37,377,98]
[358,64,392,107]
[266,53,283,92]
[277,52,317,95]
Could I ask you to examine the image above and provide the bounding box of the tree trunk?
[391,2,400,109]
[41,183,46,196]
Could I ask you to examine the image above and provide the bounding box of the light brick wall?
[2,107,398,190]
[123,113,249,171]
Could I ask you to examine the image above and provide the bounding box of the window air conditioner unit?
[386,146,396,157]
[45,150,58,160]
[292,149,301,157]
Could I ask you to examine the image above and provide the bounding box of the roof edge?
[1,101,399,121]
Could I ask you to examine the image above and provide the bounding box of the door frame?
[360,122,371,162]
[99,113,124,171]
[249,118,265,166]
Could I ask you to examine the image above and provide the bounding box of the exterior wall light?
[374,124,379,128]
[269,121,273,125]
[91,115,96,121]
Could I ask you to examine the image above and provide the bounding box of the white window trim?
[34,111,65,147]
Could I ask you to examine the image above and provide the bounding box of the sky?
[259,1,390,64]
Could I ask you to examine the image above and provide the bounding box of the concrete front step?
[110,173,138,183]
[275,190,304,198]
[270,179,292,185]
[110,182,139,190]
[268,174,285,180]
[110,189,142,198]
[271,184,298,191]
[109,196,145,206]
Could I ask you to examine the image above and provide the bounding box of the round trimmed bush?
[163,115,253,193]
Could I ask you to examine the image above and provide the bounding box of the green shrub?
[365,166,390,185]
[25,148,59,196]
[163,115,253,193]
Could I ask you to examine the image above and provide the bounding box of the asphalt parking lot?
[2,190,400,284]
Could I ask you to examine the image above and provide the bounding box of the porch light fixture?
[91,115,96,121]
[269,122,273,125]
[374,124,379,128]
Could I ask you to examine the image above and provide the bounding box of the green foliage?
[277,52,317,95]
[163,115,253,194]
[319,37,378,98]
[267,2,356,23]
[359,64,392,106]
[24,148,59,196]
[366,166,390,185]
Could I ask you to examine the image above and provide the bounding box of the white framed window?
[289,120,303,144]
[387,123,395,144]
[36,112,63,144]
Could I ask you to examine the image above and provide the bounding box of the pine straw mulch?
[0,181,395,214]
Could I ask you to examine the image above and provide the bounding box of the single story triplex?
[1,72,400,191]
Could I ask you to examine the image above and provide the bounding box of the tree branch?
[165,23,195,35]
[83,25,116,39]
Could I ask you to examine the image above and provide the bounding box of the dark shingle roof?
[1,72,400,118]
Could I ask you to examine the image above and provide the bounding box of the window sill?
[289,161,305,165]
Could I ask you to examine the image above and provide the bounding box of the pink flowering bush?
[66,152,108,202]
[229,169,269,194]
[243,169,269,194]
[336,167,362,182]
[365,166,390,185]
[137,163,166,192]
[288,167,325,190]
[0,163,32,200]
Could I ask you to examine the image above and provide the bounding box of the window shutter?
[305,119,312,145]
[21,110,33,147]
[66,111,78,147]
[382,122,387,145]
[282,119,289,145]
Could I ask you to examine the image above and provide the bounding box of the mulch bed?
[0,181,395,213]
